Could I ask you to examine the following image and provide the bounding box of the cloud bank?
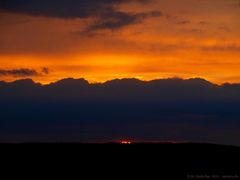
[0,0,161,31]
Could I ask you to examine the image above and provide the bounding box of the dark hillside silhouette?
[0,78,240,145]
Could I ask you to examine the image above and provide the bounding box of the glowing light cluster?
[121,141,132,144]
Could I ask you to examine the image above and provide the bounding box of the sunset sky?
[1,0,240,145]
[0,0,240,84]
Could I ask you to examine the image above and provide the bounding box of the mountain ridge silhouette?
[0,77,222,86]
[1,77,240,145]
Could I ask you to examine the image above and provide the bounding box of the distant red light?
[121,141,132,144]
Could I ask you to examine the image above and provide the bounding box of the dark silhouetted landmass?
[0,78,240,145]
[1,142,240,178]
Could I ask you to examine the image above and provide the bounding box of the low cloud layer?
[0,68,49,77]
[0,68,38,77]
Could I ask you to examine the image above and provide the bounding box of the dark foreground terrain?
[1,142,240,179]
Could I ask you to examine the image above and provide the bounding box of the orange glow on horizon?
[1,52,240,85]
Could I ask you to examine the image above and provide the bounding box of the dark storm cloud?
[85,11,163,32]
[0,0,129,18]
[0,0,160,31]
[0,68,38,77]
[0,68,50,77]
[1,78,240,145]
